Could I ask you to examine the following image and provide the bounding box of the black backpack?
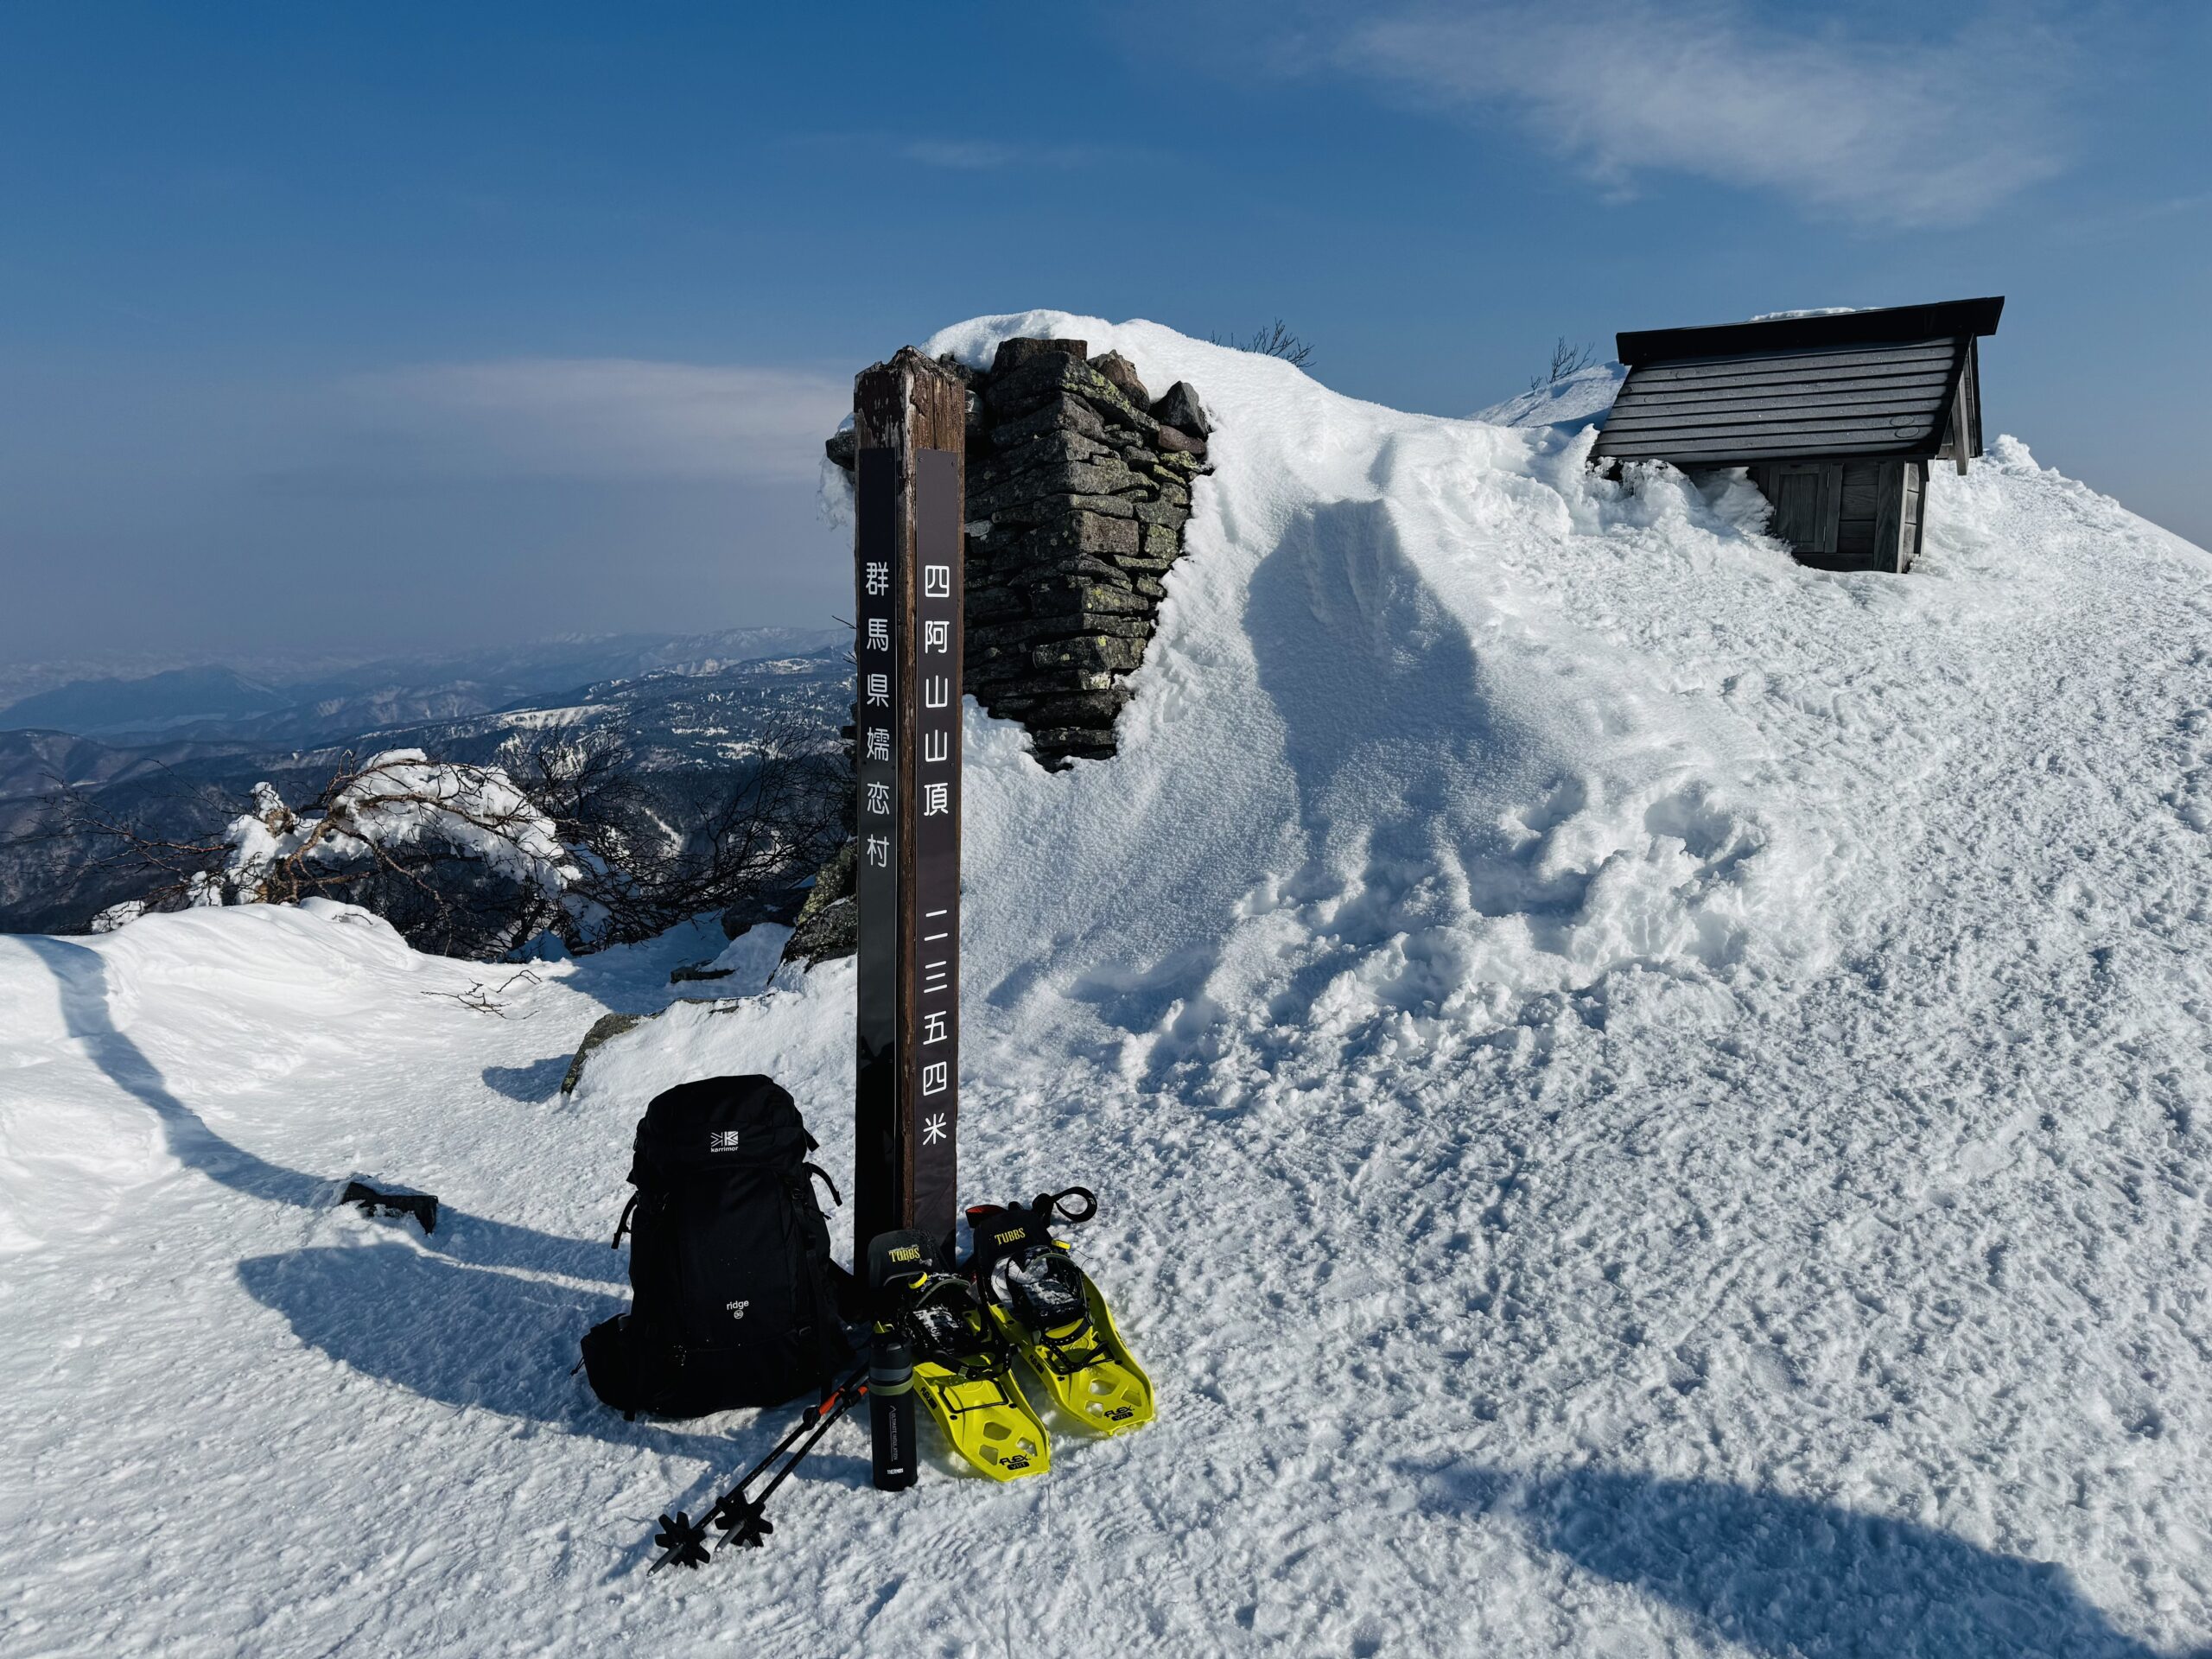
[581,1075,853,1419]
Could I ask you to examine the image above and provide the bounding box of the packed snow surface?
[7,314,2212,1656]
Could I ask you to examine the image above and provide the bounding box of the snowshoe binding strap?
[868,1227,947,1302]
[988,1248,1099,1376]
[893,1273,1015,1382]
[1035,1185,1096,1226]
[966,1194,1154,1439]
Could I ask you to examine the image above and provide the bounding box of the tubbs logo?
[888,1244,921,1263]
[709,1130,741,1152]
[993,1228,1028,1246]
[726,1300,750,1321]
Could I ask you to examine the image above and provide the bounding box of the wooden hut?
[1592,297,2004,574]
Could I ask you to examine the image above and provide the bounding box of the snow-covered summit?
[1471,359,1625,429]
[6,315,2212,1656]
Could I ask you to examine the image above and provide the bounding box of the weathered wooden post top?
[850,347,967,1262]
[1593,296,2004,574]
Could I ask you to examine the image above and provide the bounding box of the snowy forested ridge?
[0,646,851,937]
[4,314,2211,1656]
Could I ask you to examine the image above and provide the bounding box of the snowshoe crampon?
[868,1230,1050,1482]
[968,1189,1154,1437]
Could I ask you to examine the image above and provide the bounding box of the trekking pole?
[648,1362,869,1573]
[711,1377,868,1553]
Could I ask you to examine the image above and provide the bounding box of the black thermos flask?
[869,1333,917,1491]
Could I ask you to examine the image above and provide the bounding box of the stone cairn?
[828,336,1211,768]
[776,338,1211,971]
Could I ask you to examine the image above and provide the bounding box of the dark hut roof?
[1592,297,2002,468]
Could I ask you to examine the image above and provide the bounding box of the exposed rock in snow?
[779,837,855,969]
[1151,379,1212,438]
[561,1008,647,1095]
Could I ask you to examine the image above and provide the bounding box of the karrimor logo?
[727,1300,750,1321]
[709,1130,742,1153]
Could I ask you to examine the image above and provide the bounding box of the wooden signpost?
[851,349,966,1262]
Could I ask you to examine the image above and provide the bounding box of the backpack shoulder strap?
[610,1192,640,1249]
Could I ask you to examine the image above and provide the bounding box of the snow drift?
[5,315,2212,1657]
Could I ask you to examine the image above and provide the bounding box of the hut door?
[1766,463,1840,556]
[1872,459,1928,574]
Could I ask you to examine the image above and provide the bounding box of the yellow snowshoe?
[967,1189,1154,1437]
[868,1229,1049,1482]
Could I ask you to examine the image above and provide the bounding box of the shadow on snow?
[13,931,877,1562]
[15,933,622,1286]
[480,1055,573,1102]
[1421,1462,2198,1659]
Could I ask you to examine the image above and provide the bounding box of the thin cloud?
[335,359,850,484]
[900,137,1134,170]
[1337,2,2069,226]
[903,139,1025,169]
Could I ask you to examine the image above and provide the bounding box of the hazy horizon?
[4,3,2206,668]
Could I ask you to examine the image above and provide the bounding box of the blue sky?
[2,1,2206,665]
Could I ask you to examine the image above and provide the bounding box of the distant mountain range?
[0,626,847,744]
[0,640,855,932]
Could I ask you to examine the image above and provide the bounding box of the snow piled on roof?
[5,315,2212,1656]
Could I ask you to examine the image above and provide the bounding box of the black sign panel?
[853,448,901,1249]
[852,444,962,1254]
[909,448,962,1239]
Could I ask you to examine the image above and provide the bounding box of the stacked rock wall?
[780,338,1211,967]
[829,335,1211,769]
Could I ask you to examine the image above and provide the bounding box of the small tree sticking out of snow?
[1210,319,1314,367]
[1531,337,1599,391]
[50,749,588,960]
[208,751,573,901]
[195,749,592,958]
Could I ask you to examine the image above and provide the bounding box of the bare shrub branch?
[1530,336,1599,391]
[1210,319,1314,367]
[512,715,847,948]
